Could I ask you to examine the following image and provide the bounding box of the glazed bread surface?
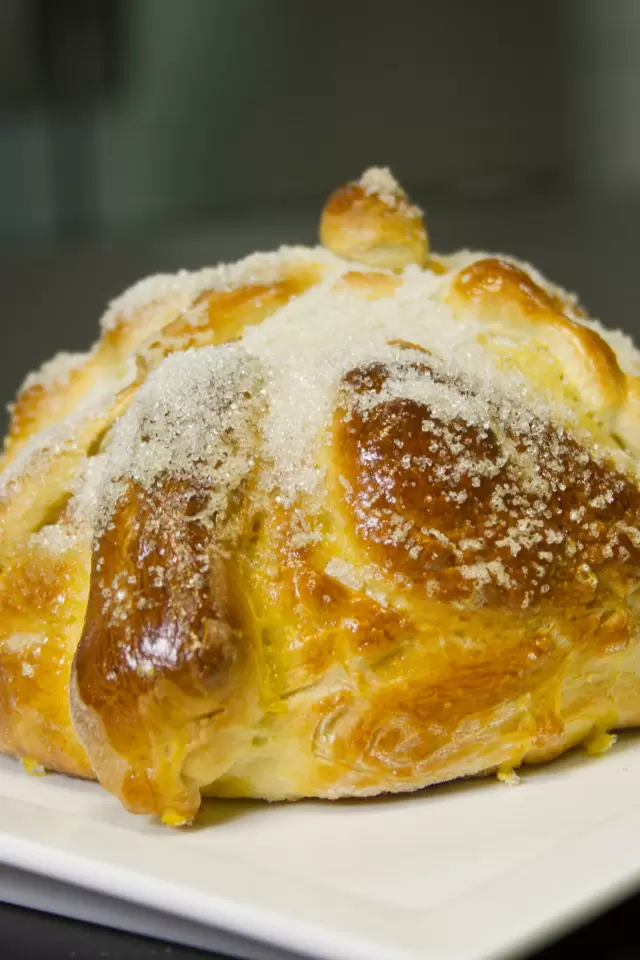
[3,167,640,824]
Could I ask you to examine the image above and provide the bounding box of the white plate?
[2,738,640,960]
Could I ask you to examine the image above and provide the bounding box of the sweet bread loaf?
[3,167,640,825]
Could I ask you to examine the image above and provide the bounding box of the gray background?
[1,0,639,425]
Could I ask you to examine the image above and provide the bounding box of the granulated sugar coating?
[93,344,264,534]
[5,217,640,616]
[99,245,347,332]
[7,166,640,821]
[358,166,423,216]
[239,264,535,506]
[359,166,404,205]
[65,256,640,612]
[17,351,89,396]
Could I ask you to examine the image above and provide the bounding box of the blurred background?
[0,0,639,430]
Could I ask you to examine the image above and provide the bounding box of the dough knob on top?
[320,166,429,270]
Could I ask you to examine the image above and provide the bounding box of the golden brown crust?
[71,479,261,822]
[2,288,189,469]
[320,170,428,269]
[142,264,324,367]
[3,167,640,823]
[0,533,93,777]
[449,257,626,413]
[334,357,640,609]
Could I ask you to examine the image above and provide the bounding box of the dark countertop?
[2,893,640,960]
